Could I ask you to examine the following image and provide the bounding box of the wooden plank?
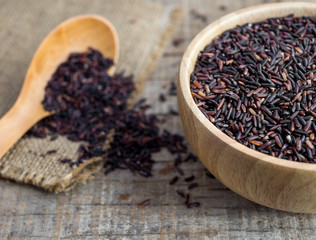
[1,0,316,239]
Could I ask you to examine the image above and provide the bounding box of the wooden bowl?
[178,2,316,213]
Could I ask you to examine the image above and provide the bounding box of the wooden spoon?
[0,15,119,159]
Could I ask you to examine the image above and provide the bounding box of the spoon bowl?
[0,15,119,159]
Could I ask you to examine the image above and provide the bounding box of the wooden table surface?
[1,0,316,239]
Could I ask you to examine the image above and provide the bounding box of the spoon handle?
[0,103,49,159]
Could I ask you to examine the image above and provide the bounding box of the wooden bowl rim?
[179,2,316,172]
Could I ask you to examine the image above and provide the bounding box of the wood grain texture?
[178,2,316,213]
[1,0,316,239]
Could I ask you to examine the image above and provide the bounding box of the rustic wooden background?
[1,0,316,239]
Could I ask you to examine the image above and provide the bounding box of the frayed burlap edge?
[0,7,183,193]
[129,7,184,105]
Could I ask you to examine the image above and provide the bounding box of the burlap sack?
[0,0,183,192]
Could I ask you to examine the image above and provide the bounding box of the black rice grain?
[25,48,202,209]
[138,199,150,208]
[26,48,190,177]
[191,15,316,163]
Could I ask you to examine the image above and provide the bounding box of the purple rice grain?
[26,48,202,209]
[50,135,58,141]
[138,199,150,208]
[173,37,185,47]
[185,193,190,204]
[191,15,316,163]
[176,189,186,198]
[26,48,190,177]
[188,182,198,190]
[175,166,184,176]
[183,153,198,162]
[159,93,166,102]
[59,158,72,164]
[169,82,177,96]
[205,171,215,179]
[190,9,207,22]
[46,150,57,155]
[169,176,179,185]
[186,202,201,208]
[184,175,195,182]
